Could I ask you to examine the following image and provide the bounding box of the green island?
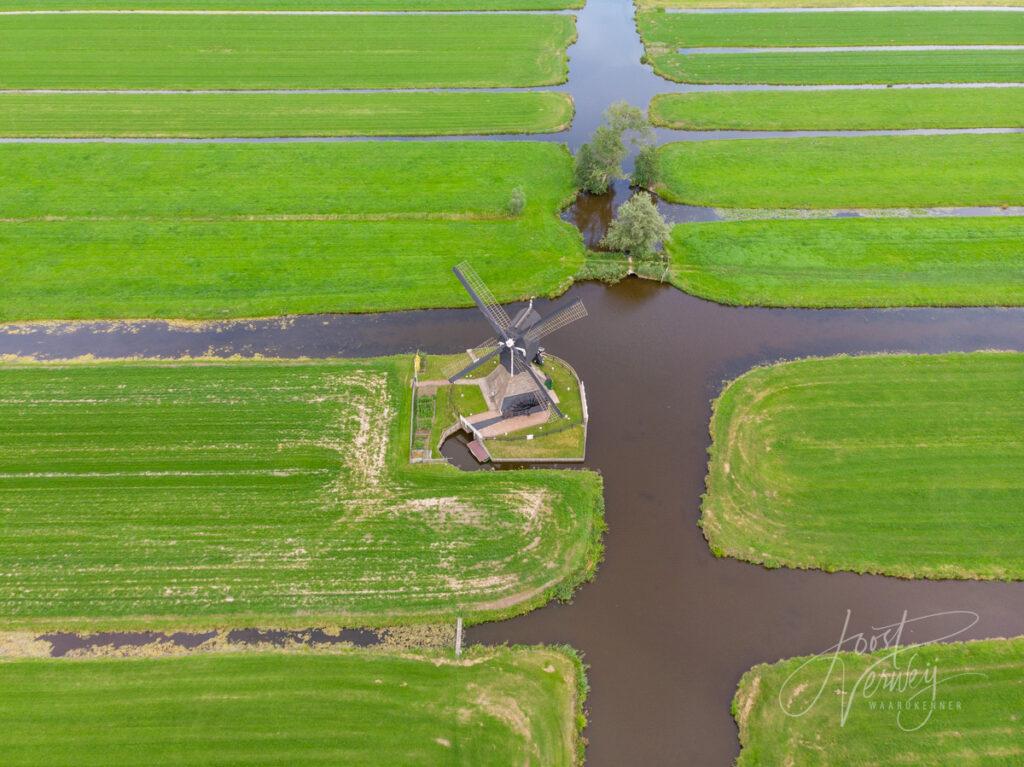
[637,0,1023,10]
[0,646,586,767]
[0,357,604,631]
[666,217,1024,307]
[702,352,1024,580]
[649,88,1024,131]
[0,92,575,138]
[734,637,1024,766]
[416,353,587,462]
[0,142,584,321]
[0,13,575,89]
[656,134,1024,208]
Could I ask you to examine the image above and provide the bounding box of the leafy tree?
[632,144,660,189]
[507,186,526,216]
[600,191,670,260]
[574,101,653,195]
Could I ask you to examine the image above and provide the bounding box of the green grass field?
[666,217,1024,307]
[0,358,605,630]
[645,48,1024,84]
[1,0,582,7]
[0,92,574,137]
[0,142,584,320]
[1,647,585,767]
[703,352,1024,580]
[0,14,575,89]
[657,135,1024,208]
[649,88,1024,130]
[637,10,1024,47]
[638,0,1023,8]
[735,637,1024,766]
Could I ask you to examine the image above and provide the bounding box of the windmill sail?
[524,299,588,343]
[453,262,513,336]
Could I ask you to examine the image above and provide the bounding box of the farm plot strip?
[0,0,583,8]
[656,134,1024,208]
[0,14,575,89]
[735,637,1024,765]
[666,217,1024,307]
[0,92,574,137]
[638,10,1024,47]
[702,352,1024,579]
[0,142,584,320]
[0,647,585,767]
[0,358,604,630]
[649,88,1024,130]
[646,48,1024,84]
[638,9,1024,83]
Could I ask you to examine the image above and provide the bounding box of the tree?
[574,101,653,195]
[600,191,670,260]
[507,186,526,216]
[631,144,660,189]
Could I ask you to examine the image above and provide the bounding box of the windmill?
[447,261,587,419]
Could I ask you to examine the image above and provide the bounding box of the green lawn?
[0,92,574,137]
[0,14,575,89]
[735,637,1024,766]
[0,142,584,320]
[0,358,605,630]
[657,135,1024,208]
[637,10,1024,47]
[645,48,1024,84]
[666,217,1024,307]
[649,88,1024,130]
[703,352,1024,580]
[0,647,585,767]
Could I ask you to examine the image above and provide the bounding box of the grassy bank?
[649,88,1024,130]
[735,637,1024,765]
[637,10,1024,47]
[666,217,1024,307]
[0,92,574,137]
[0,14,575,89]
[703,352,1024,580]
[645,48,1024,84]
[0,142,584,320]
[657,134,1024,208]
[1,646,585,767]
[639,0,1023,6]
[0,358,605,630]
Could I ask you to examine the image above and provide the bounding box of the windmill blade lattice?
[525,299,588,343]
[453,261,513,336]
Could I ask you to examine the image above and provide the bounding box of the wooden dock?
[467,439,491,463]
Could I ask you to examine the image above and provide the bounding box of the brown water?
[5,280,1024,763]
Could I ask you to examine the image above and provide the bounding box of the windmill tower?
[447,262,587,419]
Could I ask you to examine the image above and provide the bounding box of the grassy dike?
[0,646,587,767]
[0,0,583,7]
[0,92,575,138]
[0,357,605,631]
[666,217,1024,307]
[734,637,1024,766]
[0,13,575,89]
[649,88,1024,131]
[656,134,1024,208]
[0,142,584,321]
[702,352,1024,580]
